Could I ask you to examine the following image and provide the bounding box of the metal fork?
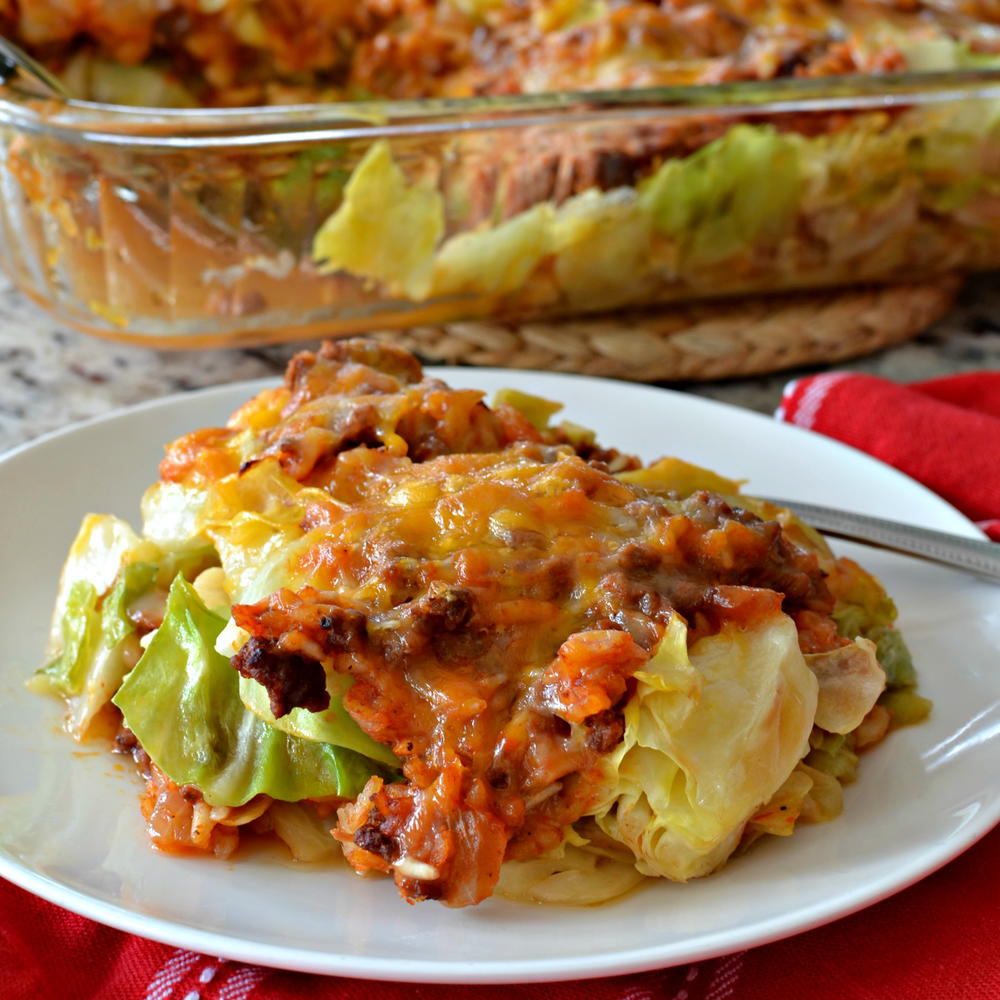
[759,496,1000,582]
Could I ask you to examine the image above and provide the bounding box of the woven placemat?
[374,277,963,382]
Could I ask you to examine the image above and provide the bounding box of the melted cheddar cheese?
[152,340,839,906]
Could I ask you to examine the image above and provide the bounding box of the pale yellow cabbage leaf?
[550,188,655,309]
[199,462,321,605]
[312,140,444,299]
[616,455,743,497]
[593,610,818,881]
[431,203,554,298]
[806,637,886,735]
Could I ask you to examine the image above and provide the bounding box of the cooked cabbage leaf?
[141,481,214,551]
[491,388,563,432]
[312,139,444,299]
[200,460,330,604]
[238,673,400,767]
[112,577,387,807]
[805,729,859,784]
[31,572,143,740]
[32,514,161,738]
[616,456,743,497]
[431,203,553,298]
[550,188,655,309]
[61,51,198,108]
[829,557,917,688]
[593,606,818,881]
[47,513,153,634]
[805,637,885,734]
[638,124,802,267]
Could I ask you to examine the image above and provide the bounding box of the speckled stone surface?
[1,272,998,454]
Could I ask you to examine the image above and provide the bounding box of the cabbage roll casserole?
[33,341,930,907]
[3,0,1000,341]
[3,0,999,106]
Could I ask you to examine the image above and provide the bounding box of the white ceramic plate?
[1,370,998,984]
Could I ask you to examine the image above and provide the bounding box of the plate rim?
[1,822,997,984]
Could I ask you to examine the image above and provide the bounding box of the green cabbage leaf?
[34,512,218,739]
[829,559,916,688]
[638,124,802,267]
[33,514,161,738]
[112,576,390,807]
[238,673,400,767]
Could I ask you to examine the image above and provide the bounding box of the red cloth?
[776,370,1000,540]
[5,368,999,999]
[4,826,1000,998]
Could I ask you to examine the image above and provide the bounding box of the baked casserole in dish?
[0,0,999,346]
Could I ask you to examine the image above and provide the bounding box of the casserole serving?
[34,339,928,908]
[1,0,999,347]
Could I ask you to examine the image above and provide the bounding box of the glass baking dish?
[1,69,999,348]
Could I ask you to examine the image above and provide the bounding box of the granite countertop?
[1,272,998,454]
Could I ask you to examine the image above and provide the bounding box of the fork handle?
[759,497,1000,582]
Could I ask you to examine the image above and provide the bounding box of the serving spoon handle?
[0,36,71,100]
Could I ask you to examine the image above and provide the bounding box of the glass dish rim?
[2,67,1000,150]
